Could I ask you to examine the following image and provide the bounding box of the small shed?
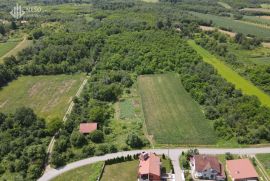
[79,123,97,134]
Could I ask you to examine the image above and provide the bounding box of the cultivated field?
[190,12,270,39]
[188,40,270,107]
[101,160,138,181]
[0,74,85,121]
[52,162,103,181]
[240,8,270,13]
[243,16,270,26]
[138,74,217,145]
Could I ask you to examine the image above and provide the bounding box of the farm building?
[226,159,259,181]
[138,152,161,181]
[79,123,97,134]
[190,155,225,180]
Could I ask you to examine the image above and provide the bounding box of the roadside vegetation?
[52,162,104,181]
[101,160,138,181]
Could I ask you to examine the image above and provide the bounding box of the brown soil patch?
[28,82,45,97]
[262,42,270,48]
[200,26,236,37]
[199,26,215,31]
[0,100,8,108]
[258,16,270,20]
[41,80,77,113]
[218,29,236,37]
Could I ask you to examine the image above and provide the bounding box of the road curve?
[39,147,270,181]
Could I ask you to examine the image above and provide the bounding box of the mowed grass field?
[188,40,270,107]
[52,162,104,181]
[138,74,217,145]
[101,160,138,181]
[0,74,85,121]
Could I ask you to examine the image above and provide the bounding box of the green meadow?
[0,74,85,121]
[138,73,217,145]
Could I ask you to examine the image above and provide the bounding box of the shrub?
[90,130,104,143]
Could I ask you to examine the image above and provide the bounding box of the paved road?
[39,147,270,181]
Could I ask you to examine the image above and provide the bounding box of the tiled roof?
[138,153,161,177]
[194,155,221,173]
[226,159,258,180]
[79,123,97,133]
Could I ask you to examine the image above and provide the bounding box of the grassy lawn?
[52,162,104,181]
[161,157,173,173]
[0,74,85,121]
[188,40,270,107]
[101,160,138,181]
[119,99,136,119]
[256,154,270,176]
[138,73,217,145]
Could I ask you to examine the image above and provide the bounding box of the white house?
[190,155,225,181]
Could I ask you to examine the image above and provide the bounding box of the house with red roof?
[138,152,161,181]
[79,123,97,134]
[190,155,225,181]
[226,159,259,181]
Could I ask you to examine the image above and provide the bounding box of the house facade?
[190,155,225,181]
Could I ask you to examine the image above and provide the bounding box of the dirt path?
[45,77,89,172]
[1,35,32,60]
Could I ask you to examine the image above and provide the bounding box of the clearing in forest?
[138,73,217,145]
[0,74,85,121]
[188,40,270,107]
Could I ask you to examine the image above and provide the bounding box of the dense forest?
[0,108,50,180]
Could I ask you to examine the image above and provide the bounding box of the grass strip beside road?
[188,40,270,107]
[51,162,104,181]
